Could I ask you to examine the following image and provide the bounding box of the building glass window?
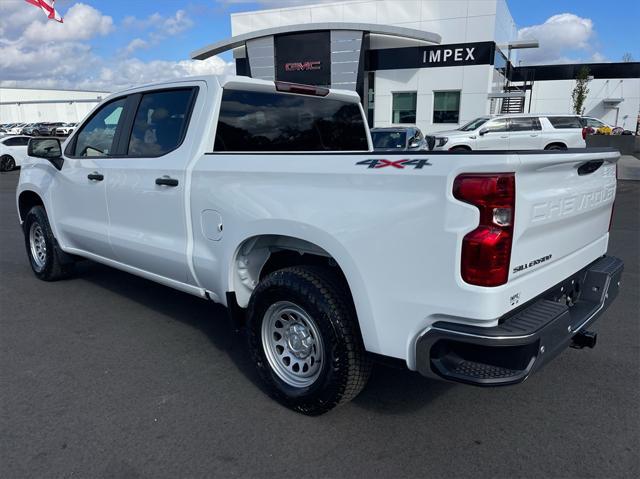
[433,91,460,123]
[392,92,417,124]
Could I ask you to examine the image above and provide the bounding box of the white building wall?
[526,78,640,130]
[0,88,108,123]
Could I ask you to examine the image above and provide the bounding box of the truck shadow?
[75,260,451,415]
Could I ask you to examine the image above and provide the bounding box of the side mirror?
[478,128,488,136]
[28,138,64,170]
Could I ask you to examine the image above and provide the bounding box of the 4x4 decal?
[356,159,431,169]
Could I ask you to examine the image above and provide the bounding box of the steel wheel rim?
[261,301,324,388]
[29,222,47,270]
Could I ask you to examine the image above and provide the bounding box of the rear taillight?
[275,81,329,97]
[582,126,595,140]
[453,173,516,287]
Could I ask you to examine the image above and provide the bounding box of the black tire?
[545,144,566,150]
[450,146,471,152]
[1,155,15,172]
[23,206,75,281]
[247,265,371,415]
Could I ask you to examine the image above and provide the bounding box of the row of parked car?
[0,122,76,138]
[370,113,625,152]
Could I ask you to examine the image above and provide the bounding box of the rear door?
[102,84,201,284]
[508,117,543,150]
[476,118,509,150]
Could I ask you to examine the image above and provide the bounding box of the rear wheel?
[450,146,471,152]
[0,155,15,172]
[544,143,566,150]
[247,265,371,415]
[23,206,75,281]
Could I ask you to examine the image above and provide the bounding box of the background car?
[21,123,44,136]
[54,123,76,136]
[0,135,30,171]
[426,114,586,151]
[370,126,428,151]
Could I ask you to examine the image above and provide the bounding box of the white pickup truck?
[18,75,623,415]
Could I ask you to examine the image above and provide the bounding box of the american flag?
[24,0,63,23]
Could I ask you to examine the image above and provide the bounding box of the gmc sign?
[275,31,331,86]
[285,61,321,72]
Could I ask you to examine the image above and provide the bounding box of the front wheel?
[23,206,75,281]
[247,266,371,415]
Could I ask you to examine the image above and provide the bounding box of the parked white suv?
[426,114,586,151]
[17,76,623,415]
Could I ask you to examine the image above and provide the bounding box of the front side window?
[433,91,460,124]
[482,118,509,133]
[459,117,490,131]
[214,89,368,151]
[392,92,417,124]
[73,98,126,157]
[509,117,542,131]
[128,89,195,156]
[548,116,582,129]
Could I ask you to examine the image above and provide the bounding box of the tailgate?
[510,149,619,281]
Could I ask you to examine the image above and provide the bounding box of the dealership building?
[192,0,640,134]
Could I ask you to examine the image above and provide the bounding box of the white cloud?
[517,13,605,65]
[23,3,114,43]
[124,38,149,55]
[0,2,232,92]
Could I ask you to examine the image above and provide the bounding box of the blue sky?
[1,0,638,91]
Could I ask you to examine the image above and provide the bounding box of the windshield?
[459,117,490,131]
[371,131,407,149]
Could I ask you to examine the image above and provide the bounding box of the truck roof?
[109,75,362,104]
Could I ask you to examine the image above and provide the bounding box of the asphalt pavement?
[1,169,638,478]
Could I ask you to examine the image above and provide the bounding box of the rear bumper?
[415,255,624,386]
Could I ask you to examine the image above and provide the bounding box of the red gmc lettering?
[284,61,321,71]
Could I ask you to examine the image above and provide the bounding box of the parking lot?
[0,170,638,478]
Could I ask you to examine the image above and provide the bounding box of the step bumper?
[415,256,624,386]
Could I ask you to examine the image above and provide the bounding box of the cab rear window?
[548,116,582,129]
[214,89,368,152]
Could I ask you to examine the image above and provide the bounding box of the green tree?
[571,66,590,115]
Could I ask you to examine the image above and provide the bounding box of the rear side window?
[127,89,195,157]
[3,137,29,146]
[509,117,542,131]
[548,116,582,129]
[214,89,368,151]
[73,98,126,157]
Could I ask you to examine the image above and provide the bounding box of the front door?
[103,85,200,284]
[476,118,510,150]
[51,97,128,258]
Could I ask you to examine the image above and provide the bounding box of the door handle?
[500,135,508,139]
[155,176,179,187]
[87,172,104,181]
[530,134,539,137]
